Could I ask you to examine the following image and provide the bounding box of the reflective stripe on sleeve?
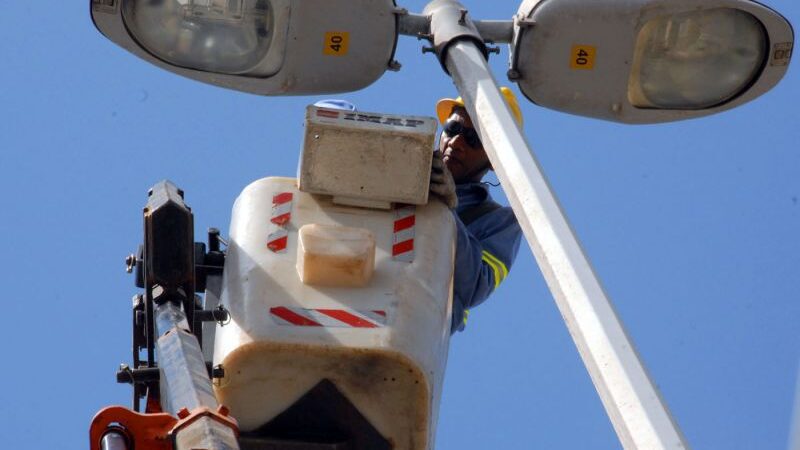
[481,250,509,289]
[463,309,470,326]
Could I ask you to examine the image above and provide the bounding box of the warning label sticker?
[324,32,350,56]
[570,45,596,70]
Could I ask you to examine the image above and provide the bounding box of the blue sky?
[0,1,798,449]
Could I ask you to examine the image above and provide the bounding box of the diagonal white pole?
[790,365,800,450]
[444,40,689,449]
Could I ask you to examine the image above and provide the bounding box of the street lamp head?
[90,0,399,95]
[510,0,794,123]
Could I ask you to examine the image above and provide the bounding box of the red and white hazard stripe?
[270,307,388,328]
[267,229,289,253]
[267,192,293,253]
[271,192,293,226]
[392,206,416,262]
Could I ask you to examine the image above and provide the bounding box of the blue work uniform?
[451,182,523,333]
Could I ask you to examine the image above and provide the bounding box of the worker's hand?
[430,151,458,209]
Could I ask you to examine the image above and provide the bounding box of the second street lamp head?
[510,0,794,123]
[90,0,399,95]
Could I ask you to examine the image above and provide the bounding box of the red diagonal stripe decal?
[271,213,291,226]
[270,307,321,326]
[267,236,288,252]
[372,310,386,317]
[392,239,414,256]
[273,192,293,205]
[317,309,377,328]
[393,215,416,232]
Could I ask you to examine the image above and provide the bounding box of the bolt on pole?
[424,1,689,446]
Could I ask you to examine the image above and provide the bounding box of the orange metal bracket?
[90,405,239,450]
[89,406,177,450]
[171,405,240,438]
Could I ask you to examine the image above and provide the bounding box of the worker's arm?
[451,207,522,332]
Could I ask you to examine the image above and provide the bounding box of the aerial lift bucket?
[212,107,457,450]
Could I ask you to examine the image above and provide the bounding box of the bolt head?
[125,254,137,273]
[212,364,225,379]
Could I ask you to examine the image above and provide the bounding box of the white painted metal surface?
[444,40,689,449]
[214,177,456,449]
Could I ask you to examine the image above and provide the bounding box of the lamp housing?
[90,0,399,95]
[510,0,793,123]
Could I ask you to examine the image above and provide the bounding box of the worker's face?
[438,107,490,184]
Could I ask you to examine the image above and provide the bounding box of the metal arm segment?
[397,10,513,43]
[154,301,239,450]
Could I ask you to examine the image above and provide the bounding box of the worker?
[429,87,524,333]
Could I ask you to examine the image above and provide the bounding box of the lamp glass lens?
[629,8,766,109]
[122,0,273,75]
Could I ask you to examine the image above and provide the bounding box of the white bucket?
[214,177,456,449]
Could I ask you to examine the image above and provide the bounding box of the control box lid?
[298,106,438,209]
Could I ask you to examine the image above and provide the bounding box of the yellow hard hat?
[436,86,523,126]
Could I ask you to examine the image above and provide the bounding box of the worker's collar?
[454,182,491,211]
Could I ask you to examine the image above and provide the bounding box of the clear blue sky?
[0,1,798,449]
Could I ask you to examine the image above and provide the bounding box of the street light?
[90,0,793,122]
[91,0,793,448]
[90,0,400,95]
[511,0,794,123]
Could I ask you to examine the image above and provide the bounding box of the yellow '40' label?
[570,45,596,70]
[771,42,792,66]
[324,32,350,56]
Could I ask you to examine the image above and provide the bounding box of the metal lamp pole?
[416,1,690,448]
